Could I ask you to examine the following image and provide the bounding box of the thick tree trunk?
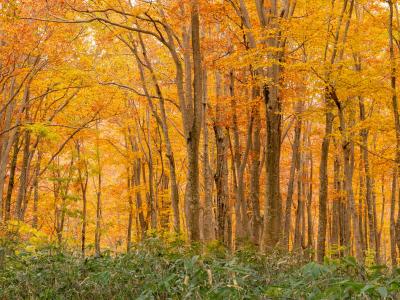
[263,84,283,249]
[261,0,285,251]
[388,0,400,266]
[262,47,283,249]
[214,127,229,244]
[337,103,363,262]
[213,71,229,244]
[202,68,214,242]
[183,0,203,241]
[0,80,18,222]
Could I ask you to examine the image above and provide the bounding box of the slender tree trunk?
[32,151,41,229]
[378,176,386,262]
[76,142,88,257]
[5,130,19,221]
[145,108,157,230]
[81,179,87,257]
[284,101,303,250]
[294,152,304,251]
[359,93,378,261]
[134,35,179,233]
[250,102,262,245]
[15,129,31,220]
[54,157,74,246]
[340,178,351,257]
[331,152,341,254]
[127,168,134,251]
[358,158,366,253]
[94,122,102,257]
[138,157,150,234]
[306,122,314,255]
[391,170,397,267]
[127,130,148,238]
[229,73,253,244]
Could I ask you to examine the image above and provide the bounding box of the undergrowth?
[0,235,400,299]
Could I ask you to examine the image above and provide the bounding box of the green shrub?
[1,236,399,299]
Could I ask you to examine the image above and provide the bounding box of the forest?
[2,0,400,298]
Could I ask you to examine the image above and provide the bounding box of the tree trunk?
[306,122,314,255]
[391,170,398,267]
[262,65,283,250]
[127,129,148,239]
[388,0,400,267]
[317,101,334,263]
[76,141,88,257]
[331,151,341,254]
[336,101,363,262]
[214,126,229,244]
[294,152,304,251]
[94,122,102,257]
[5,130,19,222]
[283,101,303,250]
[213,71,229,244]
[378,176,386,263]
[0,80,18,223]
[202,68,214,242]
[127,169,134,252]
[250,102,262,245]
[358,162,366,253]
[134,34,180,233]
[32,151,41,229]
[15,129,31,220]
[261,0,285,251]
[185,0,203,242]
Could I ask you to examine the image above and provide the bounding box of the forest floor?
[0,237,399,299]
